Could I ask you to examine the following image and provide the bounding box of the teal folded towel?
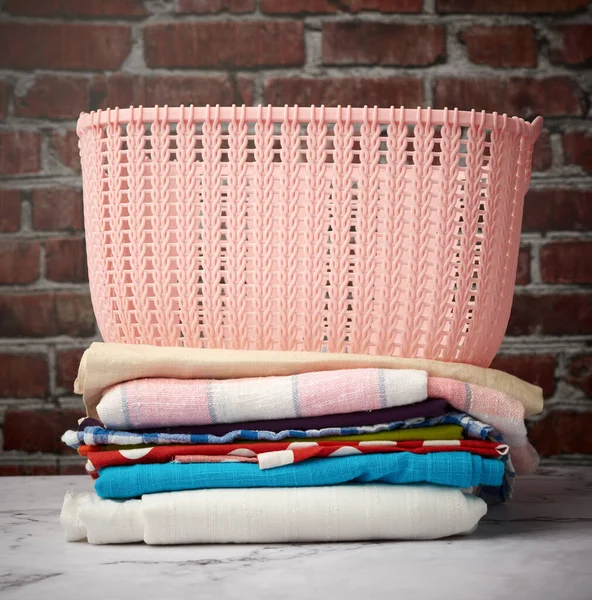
[95,451,504,499]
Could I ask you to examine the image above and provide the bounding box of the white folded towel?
[61,484,486,544]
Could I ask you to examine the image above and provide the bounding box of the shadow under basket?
[77,105,543,367]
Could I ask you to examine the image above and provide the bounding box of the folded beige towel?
[75,342,543,419]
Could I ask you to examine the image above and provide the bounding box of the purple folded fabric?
[79,398,448,435]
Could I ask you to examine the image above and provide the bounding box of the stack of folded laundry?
[61,343,542,544]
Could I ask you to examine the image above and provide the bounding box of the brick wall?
[0,0,591,474]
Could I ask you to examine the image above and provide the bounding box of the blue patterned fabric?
[62,411,501,448]
[94,451,505,499]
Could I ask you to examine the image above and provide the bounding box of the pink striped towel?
[428,377,538,475]
[97,369,427,429]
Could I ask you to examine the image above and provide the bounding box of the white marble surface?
[1,469,592,600]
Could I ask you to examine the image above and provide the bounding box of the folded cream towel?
[61,484,487,544]
[75,343,543,419]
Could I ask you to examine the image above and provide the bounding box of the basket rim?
[77,104,543,142]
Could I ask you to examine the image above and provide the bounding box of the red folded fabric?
[80,439,508,478]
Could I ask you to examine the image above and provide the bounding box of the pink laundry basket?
[77,105,542,367]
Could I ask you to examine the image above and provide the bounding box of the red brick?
[265,77,423,108]
[59,463,87,475]
[566,354,592,397]
[433,77,583,118]
[90,74,253,110]
[177,0,254,12]
[56,348,85,391]
[45,238,88,283]
[491,354,556,398]
[532,129,552,172]
[563,131,592,172]
[0,464,58,476]
[553,25,592,66]
[50,130,80,172]
[0,23,131,70]
[515,246,530,285]
[339,0,422,9]
[323,23,444,66]
[5,0,146,16]
[507,293,592,336]
[0,131,41,175]
[60,444,79,457]
[0,354,49,398]
[0,80,8,121]
[0,190,21,233]
[437,0,588,13]
[523,189,592,232]
[14,75,89,120]
[461,26,537,68]
[261,0,422,12]
[540,241,592,284]
[144,21,303,68]
[0,292,96,338]
[3,409,85,454]
[32,188,83,232]
[528,411,592,456]
[0,241,40,285]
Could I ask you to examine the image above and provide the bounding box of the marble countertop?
[1,468,592,600]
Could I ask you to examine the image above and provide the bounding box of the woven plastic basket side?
[78,105,542,366]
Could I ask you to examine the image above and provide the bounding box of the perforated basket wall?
[77,105,542,367]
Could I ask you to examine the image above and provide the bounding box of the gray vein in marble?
[0,572,62,593]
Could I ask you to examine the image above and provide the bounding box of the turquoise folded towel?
[95,451,504,499]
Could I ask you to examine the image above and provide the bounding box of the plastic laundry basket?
[77,105,542,367]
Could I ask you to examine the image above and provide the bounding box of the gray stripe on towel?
[206,381,218,424]
[292,375,302,417]
[378,369,388,408]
